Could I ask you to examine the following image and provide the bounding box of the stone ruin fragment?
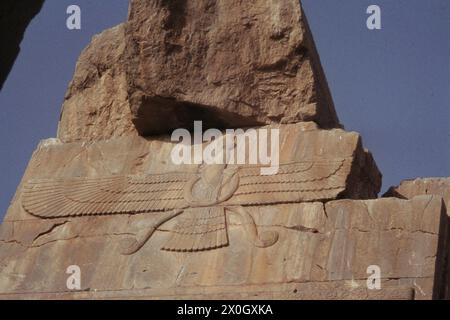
[0,0,449,300]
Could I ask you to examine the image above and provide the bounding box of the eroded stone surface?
[125,0,340,136]
[3,122,448,300]
[57,0,340,142]
[326,196,450,300]
[384,178,450,299]
[57,24,138,143]
[3,0,447,301]
[385,178,450,207]
[0,123,388,299]
[0,282,415,300]
[0,195,446,299]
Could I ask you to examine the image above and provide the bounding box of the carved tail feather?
[227,206,279,248]
[161,207,229,252]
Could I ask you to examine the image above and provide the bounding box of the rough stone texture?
[0,0,44,90]
[326,196,449,300]
[384,178,450,299]
[57,0,340,142]
[385,178,450,208]
[125,0,340,136]
[2,0,449,301]
[1,124,448,300]
[57,24,138,142]
[0,124,398,299]
[0,282,417,300]
[0,192,447,299]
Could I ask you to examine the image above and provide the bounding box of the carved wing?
[22,173,193,218]
[224,158,352,206]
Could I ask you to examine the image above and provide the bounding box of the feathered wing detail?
[225,158,352,206]
[162,207,228,252]
[22,159,352,218]
[21,173,192,218]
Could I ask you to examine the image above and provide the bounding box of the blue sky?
[0,0,449,219]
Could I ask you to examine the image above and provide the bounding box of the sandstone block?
[6,123,447,300]
[0,194,446,299]
[384,178,450,299]
[5,123,381,223]
[385,178,450,207]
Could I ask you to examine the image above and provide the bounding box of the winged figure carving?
[21,158,351,254]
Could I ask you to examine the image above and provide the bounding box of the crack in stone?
[0,239,27,248]
[411,230,437,236]
[32,235,80,248]
[32,221,69,244]
[31,232,136,248]
[274,225,319,234]
[2,232,136,250]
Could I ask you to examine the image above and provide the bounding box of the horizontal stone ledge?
[0,281,415,300]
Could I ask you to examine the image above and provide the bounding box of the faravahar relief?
[21,158,351,254]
